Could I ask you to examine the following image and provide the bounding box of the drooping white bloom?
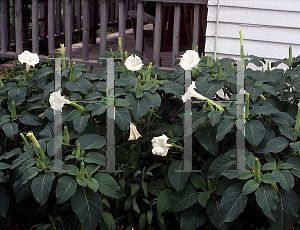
[151,134,173,156]
[182,81,207,102]
[49,90,71,110]
[179,50,200,70]
[18,51,40,72]
[124,54,143,72]
[128,122,142,140]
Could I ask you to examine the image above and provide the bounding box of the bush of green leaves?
[0,44,300,230]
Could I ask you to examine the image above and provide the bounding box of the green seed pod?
[245,93,250,119]
[76,142,81,159]
[254,157,261,183]
[11,100,16,118]
[289,45,293,62]
[217,62,222,76]
[64,125,69,143]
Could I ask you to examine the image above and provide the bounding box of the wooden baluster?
[172,4,181,67]
[32,0,39,54]
[153,2,162,67]
[82,0,89,61]
[15,0,23,54]
[1,0,8,53]
[48,0,55,54]
[56,0,61,35]
[192,4,200,50]
[100,0,107,57]
[119,0,126,52]
[135,1,143,52]
[65,0,72,58]
[76,0,81,30]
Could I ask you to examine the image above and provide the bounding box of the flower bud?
[254,157,261,183]
[60,43,66,68]
[64,125,70,143]
[267,62,270,71]
[239,30,245,58]
[124,51,128,59]
[69,62,76,82]
[209,56,213,68]
[289,45,293,62]
[0,77,4,88]
[27,131,46,160]
[11,100,16,118]
[294,104,300,131]
[245,93,249,119]
[70,102,85,111]
[231,62,234,69]
[79,160,85,178]
[271,182,279,192]
[136,75,141,91]
[146,62,152,81]
[20,133,29,148]
[118,37,123,58]
[217,62,222,76]
[76,142,81,159]
[128,122,142,141]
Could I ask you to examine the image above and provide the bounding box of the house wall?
[204,0,300,69]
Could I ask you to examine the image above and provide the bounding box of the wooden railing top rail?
[137,0,208,4]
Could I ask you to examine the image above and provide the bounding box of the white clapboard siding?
[205,0,300,63]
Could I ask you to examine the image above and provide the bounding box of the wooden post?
[153,2,162,67]
[32,0,39,54]
[192,4,200,50]
[100,0,107,57]
[125,0,129,19]
[12,0,16,44]
[1,0,8,53]
[82,0,89,61]
[76,0,81,30]
[109,0,115,22]
[56,0,61,35]
[119,0,126,51]
[129,0,134,11]
[40,2,45,38]
[172,4,181,67]
[15,0,23,54]
[62,0,65,33]
[48,0,55,54]
[135,1,143,52]
[6,0,10,49]
[89,0,98,44]
[65,0,72,58]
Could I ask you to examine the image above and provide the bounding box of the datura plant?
[0,42,300,230]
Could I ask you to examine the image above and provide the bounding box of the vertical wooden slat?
[1,0,8,53]
[192,4,200,50]
[6,0,10,48]
[153,2,162,67]
[172,4,181,67]
[32,0,39,54]
[56,0,61,35]
[135,1,143,52]
[129,0,134,11]
[125,0,129,19]
[48,0,55,54]
[62,0,65,33]
[82,0,89,61]
[100,0,107,57]
[119,0,126,51]
[89,0,97,44]
[40,2,45,38]
[115,0,119,21]
[65,0,72,58]
[110,0,115,22]
[12,0,16,44]
[72,0,75,30]
[15,0,22,54]
[76,0,81,30]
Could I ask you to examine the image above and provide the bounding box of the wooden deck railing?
[0,0,136,61]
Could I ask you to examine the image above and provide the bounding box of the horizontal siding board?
[207,5,300,29]
[208,0,300,12]
[205,37,300,60]
[206,22,300,45]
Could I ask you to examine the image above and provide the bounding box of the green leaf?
[0,82,16,93]
[56,176,77,204]
[290,142,300,153]
[22,167,39,184]
[278,125,297,140]
[71,187,103,230]
[192,111,206,132]
[73,113,90,134]
[271,112,295,127]
[286,156,300,178]
[87,178,99,193]
[148,179,167,196]
[11,150,34,169]
[13,178,32,203]
[8,86,27,106]
[261,84,276,95]
[84,152,106,166]
[131,183,141,196]
[144,91,161,110]
[139,213,147,230]
[19,159,36,174]
[90,103,106,117]
[255,185,277,221]
[31,172,55,206]
[245,120,265,146]
[141,181,148,197]
[208,111,222,126]
[195,126,219,156]
[198,191,211,207]
[215,178,237,196]
[126,93,152,121]
[261,162,277,170]
[168,160,190,192]
[66,77,91,94]
[206,198,228,229]
[76,134,106,151]
[169,185,198,212]
[147,210,153,225]
[251,106,278,115]
[161,81,184,99]
[157,189,173,214]
[180,204,206,230]
[245,85,262,101]
[0,148,21,160]
[219,182,248,223]
[2,122,18,140]
[32,67,53,80]
[95,173,125,199]
[19,111,42,126]
[272,169,294,192]
[197,81,224,99]
[264,137,289,153]
[67,109,82,121]
[0,116,10,126]
[133,196,140,213]
[208,155,236,179]
[0,186,9,218]
[237,171,253,180]
[242,179,259,195]
[115,107,130,132]
[262,173,278,184]
[102,212,116,230]
[269,189,299,230]
[190,173,207,189]
[216,119,234,141]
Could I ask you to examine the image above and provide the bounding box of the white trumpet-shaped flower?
[128,122,142,140]
[151,134,173,157]
[182,81,207,102]
[18,51,40,72]
[179,50,200,70]
[49,90,71,111]
[124,54,143,72]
